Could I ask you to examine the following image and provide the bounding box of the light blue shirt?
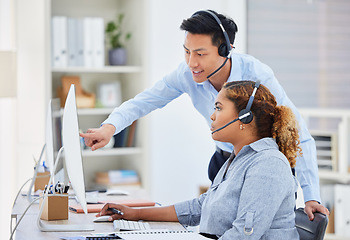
[174,138,300,239]
[103,52,321,202]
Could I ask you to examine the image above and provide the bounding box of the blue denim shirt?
[174,138,299,239]
[103,52,320,203]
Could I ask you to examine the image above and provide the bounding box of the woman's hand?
[96,203,140,221]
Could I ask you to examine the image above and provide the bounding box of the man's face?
[183,33,225,83]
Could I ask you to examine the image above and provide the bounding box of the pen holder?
[34,172,51,192]
[39,193,68,221]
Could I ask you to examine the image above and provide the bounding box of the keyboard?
[113,219,151,231]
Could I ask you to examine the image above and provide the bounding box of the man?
[81,10,329,220]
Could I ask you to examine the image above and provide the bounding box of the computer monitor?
[61,84,88,214]
[37,84,93,231]
[27,99,60,201]
[45,98,64,177]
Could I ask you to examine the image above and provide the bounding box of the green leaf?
[105,13,131,49]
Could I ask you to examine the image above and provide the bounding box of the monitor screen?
[62,84,88,214]
[45,98,65,178]
[51,98,64,174]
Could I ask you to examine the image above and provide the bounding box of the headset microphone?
[211,112,251,134]
[211,80,261,134]
[206,50,233,79]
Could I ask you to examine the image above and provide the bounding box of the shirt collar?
[227,53,242,82]
[248,137,278,152]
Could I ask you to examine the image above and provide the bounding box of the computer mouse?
[93,215,112,222]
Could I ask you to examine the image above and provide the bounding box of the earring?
[240,124,245,130]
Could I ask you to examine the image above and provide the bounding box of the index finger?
[99,203,112,216]
[79,132,95,138]
[98,203,118,216]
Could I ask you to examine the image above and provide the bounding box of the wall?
[0,0,17,238]
[16,0,48,188]
[146,0,247,205]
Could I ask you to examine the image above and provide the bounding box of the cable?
[9,195,44,240]
[27,144,47,202]
[10,174,50,234]
[10,177,32,234]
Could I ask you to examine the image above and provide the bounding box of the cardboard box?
[40,194,68,221]
[57,75,96,108]
[34,172,51,192]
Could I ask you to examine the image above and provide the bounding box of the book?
[112,121,137,148]
[95,170,140,185]
[99,199,156,208]
[126,121,137,147]
[69,199,156,213]
[115,230,209,240]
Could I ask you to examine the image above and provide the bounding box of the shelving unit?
[48,0,149,190]
[300,108,350,239]
[52,66,142,73]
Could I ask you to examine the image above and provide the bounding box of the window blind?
[247,0,350,108]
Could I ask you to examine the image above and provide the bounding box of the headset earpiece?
[218,43,228,57]
[192,10,232,59]
[238,109,253,124]
[238,80,261,124]
[211,80,260,134]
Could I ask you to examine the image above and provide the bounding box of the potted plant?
[105,13,132,65]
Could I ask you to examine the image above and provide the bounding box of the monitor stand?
[36,147,94,232]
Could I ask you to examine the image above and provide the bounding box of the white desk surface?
[12,189,186,240]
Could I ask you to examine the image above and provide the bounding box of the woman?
[97,81,302,239]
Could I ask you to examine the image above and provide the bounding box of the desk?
[12,189,186,240]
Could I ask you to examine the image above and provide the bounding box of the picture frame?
[97,81,122,108]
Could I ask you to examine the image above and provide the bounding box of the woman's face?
[210,89,239,144]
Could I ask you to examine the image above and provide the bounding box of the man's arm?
[81,68,185,150]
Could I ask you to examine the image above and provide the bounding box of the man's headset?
[191,10,234,79]
[211,80,261,134]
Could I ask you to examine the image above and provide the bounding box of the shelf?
[319,170,350,184]
[77,108,115,116]
[52,65,142,73]
[325,233,350,240]
[82,147,142,157]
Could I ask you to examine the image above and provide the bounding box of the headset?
[191,10,234,79]
[211,80,261,134]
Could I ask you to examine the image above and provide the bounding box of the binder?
[83,17,93,67]
[76,18,85,66]
[334,184,350,236]
[67,18,77,66]
[51,16,68,67]
[92,17,105,67]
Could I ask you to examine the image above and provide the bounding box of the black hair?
[180,10,238,48]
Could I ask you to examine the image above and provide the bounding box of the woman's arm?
[97,203,179,222]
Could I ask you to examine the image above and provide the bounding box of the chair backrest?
[295,208,328,240]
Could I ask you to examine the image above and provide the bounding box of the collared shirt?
[103,52,321,202]
[174,138,300,240]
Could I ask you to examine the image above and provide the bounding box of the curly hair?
[222,81,302,168]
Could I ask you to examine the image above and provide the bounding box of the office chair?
[295,208,328,240]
